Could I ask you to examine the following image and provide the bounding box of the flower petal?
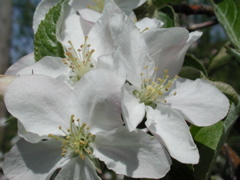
[57,6,85,48]
[106,12,155,86]
[165,78,230,126]
[55,157,101,180]
[146,105,199,164]
[114,0,146,11]
[5,53,35,75]
[93,126,171,178]
[78,8,101,24]
[121,83,145,131]
[143,28,202,78]
[5,75,81,141]
[17,56,70,78]
[135,17,164,32]
[17,121,43,143]
[74,69,125,134]
[0,75,15,100]
[88,0,121,60]
[3,139,68,180]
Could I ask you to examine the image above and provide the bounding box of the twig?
[171,4,215,16]
[187,19,218,32]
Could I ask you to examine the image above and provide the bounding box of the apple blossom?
[9,1,129,87]
[97,11,230,164]
[3,69,171,179]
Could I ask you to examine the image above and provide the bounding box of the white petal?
[5,53,35,75]
[165,78,230,126]
[88,0,122,60]
[0,75,15,100]
[107,12,155,86]
[69,0,93,12]
[57,6,85,48]
[79,15,95,35]
[93,126,171,178]
[5,75,81,140]
[136,17,164,32]
[3,139,68,180]
[143,28,202,78]
[161,31,202,77]
[17,56,70,78]
[33,0,59,34]
[146,106,199,164]
[79,8,101,23]
[74,69,125,134]
[55,157,101,180]
[17,121,43,143]
[121,84,145,131]
[114,0,146,10]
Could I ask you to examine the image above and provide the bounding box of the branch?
[187,19,218,32]
[171,4,215,16]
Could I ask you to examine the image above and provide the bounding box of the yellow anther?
[80,154,85,160]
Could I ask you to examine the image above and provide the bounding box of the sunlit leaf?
[34,0,68,61]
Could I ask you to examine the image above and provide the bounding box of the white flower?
[3,69,171,179]
[10,1,138,87]
[97,11,230,164]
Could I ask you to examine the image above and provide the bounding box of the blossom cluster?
[0,0,230,179]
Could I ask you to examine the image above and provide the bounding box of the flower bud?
[0,75,16,100]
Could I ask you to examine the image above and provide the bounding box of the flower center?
[87,0,105,13]
[133,67,178,106]
[62,36,95,82]
[48,115,95,160]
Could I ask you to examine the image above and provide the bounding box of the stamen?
[63,37,95,82]
[48,115,95,159]
[134,68,178,106]
[140,27,149,33]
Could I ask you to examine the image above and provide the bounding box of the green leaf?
[183,55,208,76]
[179,55,208,80]
[211,81,239,105]
[191,101,239,180]
[5,116,17,125]
[179,66,203,80]
[208,43,232,74]
[154,5,176,28]
[225,46,240,61]
[34,0,68,61]
[209,0,240,49]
